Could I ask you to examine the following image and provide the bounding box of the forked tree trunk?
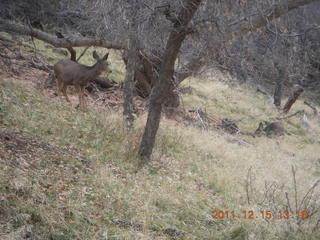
[138,0,202,164]
[123,51,181,113]
[122,50,160,98]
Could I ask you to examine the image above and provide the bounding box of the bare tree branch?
[225,0,320,40]
[0,19,125,50]
[177,0,320,83]
[139,0,202,163]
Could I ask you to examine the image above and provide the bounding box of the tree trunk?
[225,0,320,41]
[1,0,317,91]
[56,32,77,61]
[176,0,320,84]
[122,50,160,99]
[163,90,180,117]
[175,56,205,84]
[283,85,304,114]
[123,51,137,131]
[138,0,202,164]
[274,64,285,108]
[123,3,139,132]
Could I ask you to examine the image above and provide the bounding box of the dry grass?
[0,33,320,239]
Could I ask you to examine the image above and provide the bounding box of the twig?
[304,101,319,116]
[30,36,37,58]
[313,219,320,232]
[245,167,253,204]
[27,18,38,58]
[39,141,89,163]
[0,53,14,59]
[195,108,208,130]
[76,46,90,62]
[291,166,298,215]
[298,180,320,211]
[225,135,251,146]
[275,110,305,120]
[0,41,15,53]
[285,192,293,214]
[256,85,269,95]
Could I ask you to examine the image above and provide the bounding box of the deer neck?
[86,62,104,78]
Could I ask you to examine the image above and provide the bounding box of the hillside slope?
[1,34,320,240]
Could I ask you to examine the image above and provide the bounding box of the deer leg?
[56,78,63,96]
[75,85,83,110]
[61,84,70,102]
[57,80,70,103]
[80,86,86,109]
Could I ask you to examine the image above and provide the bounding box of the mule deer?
[254,121,285,137]
[54,51,112,109]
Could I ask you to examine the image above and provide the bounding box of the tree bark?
[176,0,320,84]
[175,56,205,84]
[283,85,304,114]
[138,0,202,164]
[123,3,139,132]
[0,19,125,50]
[55,32,77,61]
[274,78,283,108]
[122,50,160,98]
[225,0,320,41]
[123,51,137,131]
[1,0,318,91]
[273,63,285,108]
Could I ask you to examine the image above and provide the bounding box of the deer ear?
[102,53,109,60]
[93,51,100,60]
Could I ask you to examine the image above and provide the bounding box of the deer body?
[254,121,284,137]
[264,122,284,137]
[54,51,111,109]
